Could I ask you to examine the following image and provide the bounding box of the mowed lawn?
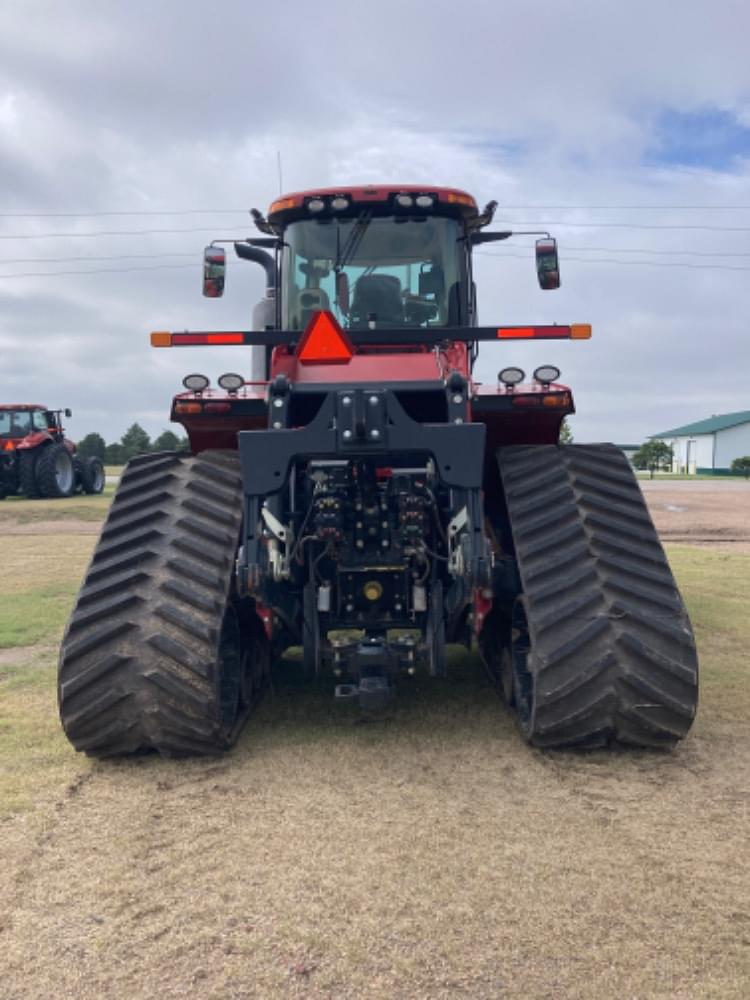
[1,503,749,998]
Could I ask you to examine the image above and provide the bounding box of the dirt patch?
[641,479,750,552]
[3,651,750,1000]
[1,518,100,536]
[1,483,749,998]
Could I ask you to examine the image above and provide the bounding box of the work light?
[182,373,210,392]
[533,365,561,385]
[218,372,245,392]
[498,367,525,387]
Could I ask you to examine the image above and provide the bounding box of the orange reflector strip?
[174,402,203,414]
[570,324,592,339]
[151,331,172,347]
[296,311,354,364]
[2,439,16,451]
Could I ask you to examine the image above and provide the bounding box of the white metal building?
[651,410,750,474]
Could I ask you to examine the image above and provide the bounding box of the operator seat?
[351,274,404,326]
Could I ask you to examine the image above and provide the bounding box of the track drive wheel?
[58,449,268,757]
[37,443,75,498]
[497,443,699,749]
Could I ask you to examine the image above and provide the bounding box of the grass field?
[1,499,749,998]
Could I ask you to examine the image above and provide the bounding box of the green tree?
[559,418,573,444]
[77,432,106,459]
[120,423,152,461]
[152,429,182,452]
[731,456,750,479]
[632,440,673,479]
[104,443,127,465]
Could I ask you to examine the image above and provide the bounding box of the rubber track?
[497,444,698,748]
[58,450,245,757]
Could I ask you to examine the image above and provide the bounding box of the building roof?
[652,410,750,439]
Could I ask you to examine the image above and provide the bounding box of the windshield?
[0,410,37,438]
[281,215,464,331]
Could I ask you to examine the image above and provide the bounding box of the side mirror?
[64,408,72,418]
[203,246,226,298]
[535,238,560,290]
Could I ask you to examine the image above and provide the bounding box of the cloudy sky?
[1,0,748,446]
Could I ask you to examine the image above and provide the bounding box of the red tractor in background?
[0,404,104,500]
[58,185,698,757]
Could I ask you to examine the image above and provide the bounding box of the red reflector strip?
[497,326,571,340]
[203,402,232,414]
[171,333,245,346]
[511,395,542,406]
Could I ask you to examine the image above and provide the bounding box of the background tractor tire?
[37,443,75,498]
[18,450,42,498]
[58,449,267,757]
[79,455,105,494]
[496,443,698,749]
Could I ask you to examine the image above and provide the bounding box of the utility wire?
[0,226,251,240]
[474,250,750,271]
[488,242,750,258]
[3,243,750,269]
[1,204,750,219]
[0,251,198,265]
[503,220,750,232]
[497,204,750,210]
[0,209,249,218]
[4,254,750,279]
[0,263,196,279]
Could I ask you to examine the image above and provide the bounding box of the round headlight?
[307,198,325,213]
[415,194,434,208]
[498,367,525,387]
[218,372,244,392]
[533,365,561,385]
[183,373,210,392]
[330,196,349,211]
[395,194,414,208]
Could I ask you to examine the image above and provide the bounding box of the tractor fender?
[16,431,53,451]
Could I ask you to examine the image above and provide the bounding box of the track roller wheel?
[496,443,699,749]
[58,449,268,757]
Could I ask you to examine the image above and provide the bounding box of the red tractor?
[58,186,698,756]
[0,404,104,500]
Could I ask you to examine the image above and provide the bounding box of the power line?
[2,243,749,270]
[0,251,198,265]
[498,204,750,210]
[1,204,750,220]
[474,250,750,272]
[0,263,196,279]
[494,242,750,258]
[504,220,750,232]
[0,226,251,241]
[0,209,248,219]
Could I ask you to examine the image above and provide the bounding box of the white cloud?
[0,0,749,446]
